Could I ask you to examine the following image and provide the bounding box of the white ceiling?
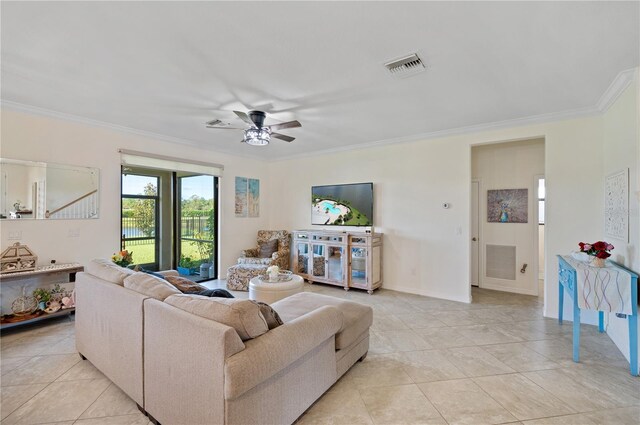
[2,1,638,160]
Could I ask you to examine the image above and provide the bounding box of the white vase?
[269,271,279,282]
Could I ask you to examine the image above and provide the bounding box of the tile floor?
[1,283,638,425]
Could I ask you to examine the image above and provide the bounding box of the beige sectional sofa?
[75,260,373,425]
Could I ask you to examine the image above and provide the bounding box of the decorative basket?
[0,242,38,274]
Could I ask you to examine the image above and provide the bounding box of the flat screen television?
[311,182,373,226]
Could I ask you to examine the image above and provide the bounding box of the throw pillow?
[258,239,278,258]
[164,294,269,341]
[197,288,235,298]
[123,272,181,301]
[165,275,208,293]
[252,301,283,330]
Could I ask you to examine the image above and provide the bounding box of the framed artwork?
[487,189,528,223]
[234,177,248,217]
[604,169,628,242]
[235,177,260,218]
[248,178,260,217]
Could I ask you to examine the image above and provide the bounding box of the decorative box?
[0,242,38,274]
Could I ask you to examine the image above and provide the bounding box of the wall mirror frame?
[1,158,100,220]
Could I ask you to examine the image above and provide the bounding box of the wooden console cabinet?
[292,230,382,294]
[0,263,83,330]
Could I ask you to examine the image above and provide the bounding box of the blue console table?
[557,255,638,376]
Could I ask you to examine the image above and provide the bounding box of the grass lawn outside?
[126,240,209,267]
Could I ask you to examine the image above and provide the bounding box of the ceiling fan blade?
[272,133,295,142]
[234,110,254,125]
[267,120,301,131]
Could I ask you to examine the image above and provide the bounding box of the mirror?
[1,158,99,220]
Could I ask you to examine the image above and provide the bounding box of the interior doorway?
[470,138,545,295]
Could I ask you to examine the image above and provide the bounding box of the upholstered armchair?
[238,230,290,270]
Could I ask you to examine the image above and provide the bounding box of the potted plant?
[32,287,51,311]
[178,255,196,275]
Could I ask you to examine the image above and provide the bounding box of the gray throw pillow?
[252,301,283,330]
[258,239,278,258]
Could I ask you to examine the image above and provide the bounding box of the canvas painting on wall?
[235,176,248,217]
[604,169,628,242]
[487,189,528,223]
[248,178,260,217]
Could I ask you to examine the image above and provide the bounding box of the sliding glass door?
[176,174,217,281]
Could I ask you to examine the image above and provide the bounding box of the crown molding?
[271,104,600,162]
[596,68,637,113]
[0,100,266,161]
[2,67,637,163]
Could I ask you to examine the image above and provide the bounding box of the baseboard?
[387,284,472,304]
[479,283,538,296]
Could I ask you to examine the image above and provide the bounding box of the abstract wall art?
[248,178,260,218]
[234,176,248,217]
[235,176,260,218]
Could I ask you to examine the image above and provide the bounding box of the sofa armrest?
[271,248,289,261]
[224,305,343,400]
[158,270,179,277]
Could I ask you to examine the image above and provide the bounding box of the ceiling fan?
[205,110,301,146]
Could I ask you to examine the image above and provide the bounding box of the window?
[121,173,160,268]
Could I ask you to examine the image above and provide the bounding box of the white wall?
[269,115,605,314]
[601,71,640,368]
[472,139,545,295]
[0,109,270,278]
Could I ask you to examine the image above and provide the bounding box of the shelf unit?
[292,230,383,294]
[1,263,83,331]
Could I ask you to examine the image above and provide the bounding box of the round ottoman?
[249,275,304,304]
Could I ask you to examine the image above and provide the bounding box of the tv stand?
[292,229,383,293]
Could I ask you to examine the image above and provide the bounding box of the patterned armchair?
[238,230,290,270]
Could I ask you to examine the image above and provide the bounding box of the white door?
[471,180,480,286]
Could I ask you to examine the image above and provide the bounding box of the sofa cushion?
[258,239,278,258]
[164,275,208,293]
[165,294,269,341]
[272,292,373,350]
[86,259,135,286]
[123,272,181,301]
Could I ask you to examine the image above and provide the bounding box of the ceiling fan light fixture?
[244,127,271,146]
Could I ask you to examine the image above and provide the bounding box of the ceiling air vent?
[384,53,426,79]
